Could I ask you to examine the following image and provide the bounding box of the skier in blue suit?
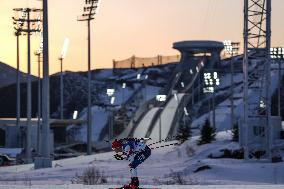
[112,138,152,189]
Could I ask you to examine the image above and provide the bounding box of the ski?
[110,188,161,189]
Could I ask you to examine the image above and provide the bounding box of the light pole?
[122,82,126,105]
[13,7,41,163]
[223,40,240,129]
[203,72,220,129]
[13,11,25,137]
[270,47,284,117]
[15,31,21,145]
[78,0,101,155]
[144,74,148,101]
[107,88,115,140]
[59,37,69,120]
[34,50,41,152]
[156,95,166,141]
[38,0,52,168]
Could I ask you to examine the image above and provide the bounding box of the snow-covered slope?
[1,131,284,187]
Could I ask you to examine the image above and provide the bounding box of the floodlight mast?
[34,50,42,153]
[243,0,272,161]
[270,47,284,117]
[13,7,42,163]
[59,37,69,119]
[78,0,101,155]
[223,41,240,130]
[39,0,52,168]
[14,31,21,146]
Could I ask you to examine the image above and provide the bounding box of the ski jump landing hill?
[118,40,224,141]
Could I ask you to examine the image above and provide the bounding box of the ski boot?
[121,177,139,189]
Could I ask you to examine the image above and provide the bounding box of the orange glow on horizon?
[0,0,283,76]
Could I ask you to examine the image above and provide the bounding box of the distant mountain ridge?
[0,61,37,88]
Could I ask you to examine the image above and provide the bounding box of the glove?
[114,154,124,160]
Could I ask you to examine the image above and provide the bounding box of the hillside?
[0,61,36,88]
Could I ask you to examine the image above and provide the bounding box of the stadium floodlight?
[78,0,102,156]
[201,61,204,67]
[122,83,126,89]
[59,37,70,119]
[270,47,284,59]
[107,88,115,96]
[137,74,141,80]
[184,107,189,116]
[203,72,220,93]
[95,0,101,14]
[73,110,78,119]
[156,95,166,102]
[145,74,148,79]
[260,100,266,108]
[190,69,193,74]
[223,40,232,54]
[181,82,185,88]
[270,47,284,116]
[110,96,115,104]
[223,40,240,56]
[61,37,70,59]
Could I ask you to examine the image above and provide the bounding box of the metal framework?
[243,0,272,161]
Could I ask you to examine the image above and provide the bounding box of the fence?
[113,55,181,69]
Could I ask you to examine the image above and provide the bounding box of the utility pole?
[13,7,41,163]
[78,0,101,155]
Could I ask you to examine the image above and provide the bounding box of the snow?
[68,106,108,142]
[0,148,22,158]
[191,65,284,132]
[1,131,284,187]
[1,185,284,189]
[149,94,184,140]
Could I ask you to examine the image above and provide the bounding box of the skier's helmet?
[112,139,122,149]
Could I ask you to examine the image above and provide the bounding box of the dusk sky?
[0,0,283,76]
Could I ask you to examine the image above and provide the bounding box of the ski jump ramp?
[132,93,185,140]
[133,107,160,138]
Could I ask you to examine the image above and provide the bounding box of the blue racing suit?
[120,138,151,177]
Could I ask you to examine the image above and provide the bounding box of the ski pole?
[148,135,178,146]
[150,142,180,150]
[105,137,152,143]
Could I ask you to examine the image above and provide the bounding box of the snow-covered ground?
[1,131,284,188]
[0,185,284,189]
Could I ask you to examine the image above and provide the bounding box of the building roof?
[173,40,224,53]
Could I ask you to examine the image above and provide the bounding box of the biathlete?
[112,138,152,189]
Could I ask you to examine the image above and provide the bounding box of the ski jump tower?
[242,0,276,161]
